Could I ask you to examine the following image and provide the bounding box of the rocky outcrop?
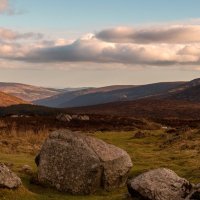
[56,114,90,122]
[0,163,22,189]
[72,115,90,121]
[56,113,72,122]
[36,130,132,194]
[127,168,193,200]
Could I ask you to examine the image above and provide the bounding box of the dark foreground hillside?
[2,98,200,129]
[66,99,200,127]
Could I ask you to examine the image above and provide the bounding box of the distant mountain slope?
[60,82,184,108]
[158,78,200,101]
[0,82,65,101]
[66,98,200,120]
[35,82,184,108]
[34,85,135,107]
[4,78,200,108]
[170,85,200,101]
[0,91,27,107]
[62,78,200,119]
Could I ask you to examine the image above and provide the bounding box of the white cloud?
[0,28,43,40]
[96,25,200,44]
[1,24,200,70]
[13,38,200,67]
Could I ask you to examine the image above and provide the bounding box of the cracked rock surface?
[36,130,133,194]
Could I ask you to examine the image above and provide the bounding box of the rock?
[56,114,89,122]
[20,165,33,175]
[72,115,90,121]
[78,115,90,121]
[56,113,72,122]
[36,130,132,194]
[186,190,200,200]
[4,162,14,169]
[127,168,192,200]
[35,154,40,167]
[0,163,22,189]
[185,184,200,200]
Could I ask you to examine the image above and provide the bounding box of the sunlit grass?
[0,129,200,199]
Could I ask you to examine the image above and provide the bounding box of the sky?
[1,0,200,88]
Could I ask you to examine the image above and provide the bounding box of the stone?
[36,130,133,194]
[185,183,200,200]
[71,115,90,121]
[56,114,72,122]
[127,168,192,200]
[20,165,33,175]
[0,163,22,189]
[78,115,90,121]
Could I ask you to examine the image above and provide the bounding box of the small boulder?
[36,130,133,194]
[0,163,22,189]
[127,168,192,200]
[56,113,72,122]
[20,165,33,175]
[79,115,90,121]
[71,115,90,121]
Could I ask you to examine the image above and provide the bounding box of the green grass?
[0,130,200,199]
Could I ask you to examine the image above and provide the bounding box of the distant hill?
[170,85,200,102]
[0,82,83,102]
[156,78,200,101]
[2,78,200,109]
[2,78,200,128]
[35,82,184,108]
[0,91,27,107]
[34,85,135,107]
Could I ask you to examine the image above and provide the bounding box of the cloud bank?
[1,24,200,70]
[96,26,200,44]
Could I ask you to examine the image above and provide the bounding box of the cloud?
[0,0,8,13]
[2,24,200,70]
[0,0,23,15]
[0,28,43,40]
[96,26,200,44]
[12,36,200,67]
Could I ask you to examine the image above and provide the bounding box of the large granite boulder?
[36,130,132,194]
[127,168,192,200]
[0,163,22,189]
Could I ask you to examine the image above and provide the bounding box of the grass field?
[0,128,200,200]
